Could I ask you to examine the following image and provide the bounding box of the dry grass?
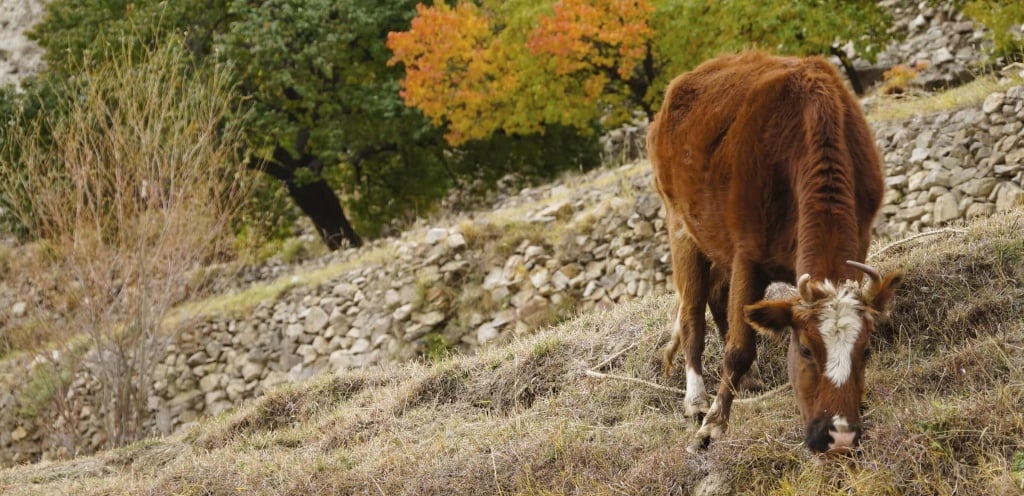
[868,73,1024,122]
[2,208,1021,495]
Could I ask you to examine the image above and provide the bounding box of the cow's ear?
[867,271,904,319]
[744,299,795,338]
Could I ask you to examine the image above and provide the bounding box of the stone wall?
[856,0,992,91]
[144,173,674,437]
[0,0,45,87]
[874,87,1024,234]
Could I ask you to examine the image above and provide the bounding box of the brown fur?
[648,51,889,452]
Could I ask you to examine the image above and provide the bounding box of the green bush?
[964,0,1024,62]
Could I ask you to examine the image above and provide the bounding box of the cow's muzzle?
[806,415,860,454]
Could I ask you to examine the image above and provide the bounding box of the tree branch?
[868,228,968,260]
[830,45,865,95]
[583,369,688,395]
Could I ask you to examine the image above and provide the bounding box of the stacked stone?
[143,171,674,436]
[863,0,992,91]
[135,83,1024,440]
[0,358,113,465]
[5,77,1024,461]
[874,85,1024,235]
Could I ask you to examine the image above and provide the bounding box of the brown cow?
[647,51,903,454]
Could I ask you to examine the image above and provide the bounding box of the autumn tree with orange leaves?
[388,0,655,146]
[527,0,655,120]
[389,0,894,146]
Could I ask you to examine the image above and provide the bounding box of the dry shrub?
[880,61,930,95]
[0,40,254,452]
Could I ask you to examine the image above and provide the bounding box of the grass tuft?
[868,73,1024,122]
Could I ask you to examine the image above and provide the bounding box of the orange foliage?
[387,3,513,145]
[527,0,653,79]
[388,1,655,146]
[880,60,929,95]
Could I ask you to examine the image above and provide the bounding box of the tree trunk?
[252,144,363,250]
[830,45,865,96]
[284,177,363,249]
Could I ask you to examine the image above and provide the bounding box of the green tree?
[28,0,454,247]
[650,0,893,98]
[962,0,1024,62]
[218,0,463,244]
[30,0,230,67]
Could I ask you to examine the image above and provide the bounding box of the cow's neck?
[793,167,861,282]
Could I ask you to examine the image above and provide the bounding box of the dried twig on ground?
[868,228,968,260]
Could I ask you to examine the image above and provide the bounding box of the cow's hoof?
[687,419,726,453]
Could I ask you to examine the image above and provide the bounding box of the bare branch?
[868,228,968,260]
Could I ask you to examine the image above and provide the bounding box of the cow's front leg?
[689,261,767,452]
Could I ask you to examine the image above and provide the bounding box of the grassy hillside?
[1,208,1021,495]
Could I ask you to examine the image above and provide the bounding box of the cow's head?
[744,261,903,455]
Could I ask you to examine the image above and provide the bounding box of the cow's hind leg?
[662,231,712,417]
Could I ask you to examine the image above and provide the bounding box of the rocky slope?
[1,208,1022,495]
[3,77,1024,464]
[1,0,1023,467]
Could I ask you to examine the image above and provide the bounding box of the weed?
[494,222,551,259]
[278,237,311,264]
[530,335,563,359]
[422,332,453,364]
[1013,451,1024,487]
[0,243,11,277]
[18,359,73,421]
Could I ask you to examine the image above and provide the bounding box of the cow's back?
[647,50,883,278]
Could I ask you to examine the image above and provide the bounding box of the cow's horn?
[846,260,881,284]
[797,273,815,303]
[846,260,882,297]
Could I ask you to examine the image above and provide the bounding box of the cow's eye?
[799,345,813,360]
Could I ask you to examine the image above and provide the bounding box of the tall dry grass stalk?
[0,40,254,452]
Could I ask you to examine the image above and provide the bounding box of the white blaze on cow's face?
[793,278,875,450]
[813,281,865,386]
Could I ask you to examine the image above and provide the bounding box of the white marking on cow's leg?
[817,284,864,386]
[828,415,856,451]
[683,367,708,416]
